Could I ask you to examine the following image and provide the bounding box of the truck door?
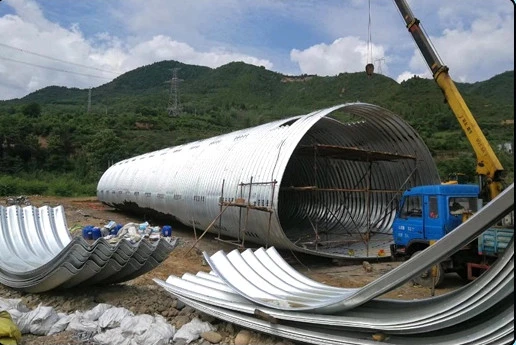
[394,195,424,246]
[423,195,444,240]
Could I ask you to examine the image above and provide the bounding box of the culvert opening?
[277,109,431,257]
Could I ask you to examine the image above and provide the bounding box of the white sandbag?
[6,309,23,324]
[135,315,175,345]
[15,304,59,335]
[48,313,73,335]
[120,314,154,336]
[173,317,212,344]
[98,307,133,329]
[93,327,138,345]
[83,303,113,321]
[0,298,29,313]
[66,311,99,333]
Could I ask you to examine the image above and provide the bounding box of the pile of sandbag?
[0,298,176,345]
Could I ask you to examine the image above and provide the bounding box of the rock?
[199,312,216,323]
[234,330,251,345]
[61,300,73,312]
[372,333,387,341]
[179,306,195,315]
[202,330,223,343]
[167,307,179,317]
[362,261,373,272]
[176,299,186,310]
[156,302,167,313]
[224,322,234,334]
[174,339,188,345]
[174,315,191,329]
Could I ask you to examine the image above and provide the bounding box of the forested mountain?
[0,60,513,196]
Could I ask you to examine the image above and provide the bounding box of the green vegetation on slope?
[0,61,513,196]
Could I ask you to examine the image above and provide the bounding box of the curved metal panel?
[154,184,514,344]
[97,103,440,258]
[200,184,515,313]
[0,205,177,292]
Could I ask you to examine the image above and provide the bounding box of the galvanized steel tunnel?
[97,103,441,259]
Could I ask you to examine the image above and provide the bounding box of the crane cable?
[367,0,373,64]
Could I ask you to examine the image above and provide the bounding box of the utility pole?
[374,58,385,75]
[166,68,183,117]
[87,88,92,113]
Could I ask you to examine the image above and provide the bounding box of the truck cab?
[391,184,480,258]
[390,184,513,288]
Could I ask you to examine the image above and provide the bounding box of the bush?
[0,174,96,197]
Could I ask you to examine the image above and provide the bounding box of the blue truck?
[390,184,513,287]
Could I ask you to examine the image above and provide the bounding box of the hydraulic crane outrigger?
[393,0,505,202]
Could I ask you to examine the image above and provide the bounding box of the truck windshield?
[400,196,422,218]
[449,197,478,215]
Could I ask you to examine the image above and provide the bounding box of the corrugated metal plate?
[200,184,514,313]
[98,103,440,259]
[155,184,514,344]
[0,205,177,292]
[175,294,513,345]
[155,240,513,332]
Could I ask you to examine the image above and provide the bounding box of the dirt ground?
[0,195,469,345]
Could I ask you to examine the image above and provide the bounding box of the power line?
[0,55,113,79]
[0,42,119,74]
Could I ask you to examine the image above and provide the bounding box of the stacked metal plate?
[0,205,177,293]
[155,184,514,345]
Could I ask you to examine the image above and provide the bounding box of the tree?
[22,102,42,117]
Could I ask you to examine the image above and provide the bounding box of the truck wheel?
[410,250,445,288]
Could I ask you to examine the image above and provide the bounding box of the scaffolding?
[215,177,277,248]
[283,144,419,256]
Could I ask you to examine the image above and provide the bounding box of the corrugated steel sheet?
[155,183,514,344]
[97,103,440,259]
[0,205,177,293]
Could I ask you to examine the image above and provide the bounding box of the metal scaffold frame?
[217,177,277,248]
[283,144,419,256]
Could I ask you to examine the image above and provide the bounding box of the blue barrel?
[162,225,172,237]
[110,223,123,236]
[91,227,102,240]
[82,226,94,240]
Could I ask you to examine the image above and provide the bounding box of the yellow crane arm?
[393,0,504,200]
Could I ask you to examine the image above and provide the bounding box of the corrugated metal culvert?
[97,103,440,259]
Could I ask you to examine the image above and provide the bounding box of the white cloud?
[0,0,512,100]
[396,3,513,83]
[125,36,272,72]
[0,1,273,100]
[290,37,386,76]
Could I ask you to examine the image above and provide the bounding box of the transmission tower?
[87,88,92,113]
[374,58,385,75]
[166,68,183,117]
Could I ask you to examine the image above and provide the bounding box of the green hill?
[0,60,513,195]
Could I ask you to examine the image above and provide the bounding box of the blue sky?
[0,0,513,100]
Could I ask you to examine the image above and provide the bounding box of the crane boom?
[393,0,504,201]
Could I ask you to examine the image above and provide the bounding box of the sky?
[0,0,514,101]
